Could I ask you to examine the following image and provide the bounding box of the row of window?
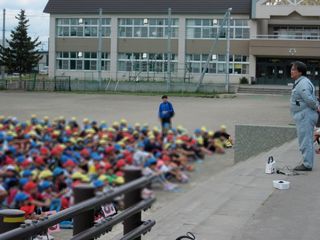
[186,19,250,39]
[56,51,248,74]
[57,18,111,25]
[186,54,249,74]
[57,26,111,37]
[186,62,249,74]
[264,0,320,6]
[186,54,248,62]
[119,18,179,26]
[57,18,111,37]
[187,19,248,27]
[56,17,250,39]
[186,27,250,39]
[56,52,110,70]
[118,26,179,38]
[272,26,320,39]
[118,61,177,73]
[118,18,179,38]
[118,53,177,61]
[118,53,178,72]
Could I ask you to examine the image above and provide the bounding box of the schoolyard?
[0,92,291,137]
[0,91,293,239]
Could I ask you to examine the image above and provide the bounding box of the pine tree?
[0,10,41,75]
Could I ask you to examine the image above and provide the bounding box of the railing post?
[123,166,143,240]
[0,209,25,238]
[73,184,95,239]
[68,77,71,91]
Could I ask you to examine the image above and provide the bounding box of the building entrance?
[256,58,320,86]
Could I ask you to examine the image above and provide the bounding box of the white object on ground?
[273,180,290,190]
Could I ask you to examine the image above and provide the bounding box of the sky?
[0,0,49,50]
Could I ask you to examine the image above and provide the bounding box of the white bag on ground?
[265,156,275,174]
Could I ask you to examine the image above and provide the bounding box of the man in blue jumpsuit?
[290,61,320,171]
[158,95,175,132]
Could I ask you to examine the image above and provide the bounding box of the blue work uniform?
[290,76,319,169]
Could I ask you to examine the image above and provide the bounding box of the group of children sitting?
[0,115,233,221]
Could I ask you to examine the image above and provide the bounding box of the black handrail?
[0,174,156,240]
[120,220,156,240]
[71,197,156,240]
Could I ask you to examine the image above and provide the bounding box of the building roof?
[43,0,251,15]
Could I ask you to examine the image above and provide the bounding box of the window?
[186,18,250,39]
[185,53,249,74]
[56,18,111,38]
[56,51,110,71]
[118,52,178,73]
[272,25,320,40]
[118,18,179,39]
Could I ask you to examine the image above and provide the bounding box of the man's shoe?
[293,164,312,171]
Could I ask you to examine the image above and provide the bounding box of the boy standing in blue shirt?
[158,95,175,133]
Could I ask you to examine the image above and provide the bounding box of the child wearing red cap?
[14,192,45,220]
[23,181,51,212]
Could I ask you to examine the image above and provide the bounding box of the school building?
[44,0,320,85]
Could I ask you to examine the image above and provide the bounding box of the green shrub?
[239,76,249,84]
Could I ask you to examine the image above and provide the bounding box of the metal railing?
[0,78,237,93]
[71,199,156,240]
[0,78,71,91]
[0,168,156,240]
[252,34,320,40]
